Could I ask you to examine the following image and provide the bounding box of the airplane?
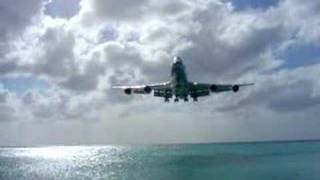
[112,56,254,102]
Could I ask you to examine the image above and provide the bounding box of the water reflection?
[0,143,319,180]
[0,146,127,179]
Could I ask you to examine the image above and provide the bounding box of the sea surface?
[0,141,320,180]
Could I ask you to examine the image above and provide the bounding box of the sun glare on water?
[0,146,129,178]
[9,146,125,161]
[21,147,88,160]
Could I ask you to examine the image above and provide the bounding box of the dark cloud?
[22,91,36,105]
[0,0,43,77]
[89,0,149,21]
[216,67,320,114]
[0,91,8,103]
[35,26,76,77]
[266,81,320,112]
[0,90,16,122]
[0,61,17,75]
[151,0,191,16]
[80,0,192,25]
[0,0,43,41]
[60,60,105,91]
[0,104,16,121]
[180,4,287,82]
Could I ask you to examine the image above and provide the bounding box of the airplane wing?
[190,82,254,96]
[112,82,172,96]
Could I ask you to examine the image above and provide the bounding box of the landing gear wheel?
[174,98,179,102]
[193,97,198,102]
[184,97,189,102]
[164,98,170,103]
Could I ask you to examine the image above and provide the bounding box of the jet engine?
[209,84,217,92]
[144,86,152,94]
[232,85,239,92]
[124,88,132,95]
[124,86,152,95]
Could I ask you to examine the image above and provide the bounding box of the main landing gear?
[164,96,197,103]
[175,97,188,102]
[192,96,198,102]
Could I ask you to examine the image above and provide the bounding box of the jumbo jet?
[113,56,253,102]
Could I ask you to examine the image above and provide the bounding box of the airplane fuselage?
[170,57,189,100]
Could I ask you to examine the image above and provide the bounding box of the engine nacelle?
[209,84,217,92]
[124,88,132,95]
[144,86,152,94]
[232,85,239,92]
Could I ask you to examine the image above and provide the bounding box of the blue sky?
[44,0,80,18]
[281,43,320,69]
[0,76,49,94]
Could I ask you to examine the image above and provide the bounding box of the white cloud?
[279,0,320,45]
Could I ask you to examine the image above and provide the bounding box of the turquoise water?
[0,141,320,179]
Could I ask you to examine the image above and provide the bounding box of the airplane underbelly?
[174,84,189,97]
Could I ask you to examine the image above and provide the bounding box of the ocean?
[0,141,319,180]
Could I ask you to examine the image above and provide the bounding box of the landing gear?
[192,96,198,102]
[164,97,170,103]
[174,98,179,102]
[184,97,189,102]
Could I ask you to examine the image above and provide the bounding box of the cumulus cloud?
[0,0,320,145]
[0,0,43,41]
[279,0,320,44]
[34,25,76,77]
[0,0,44,74]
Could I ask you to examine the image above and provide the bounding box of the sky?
[0,0,320,146]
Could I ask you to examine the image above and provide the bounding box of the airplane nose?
[173,56,183,64]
